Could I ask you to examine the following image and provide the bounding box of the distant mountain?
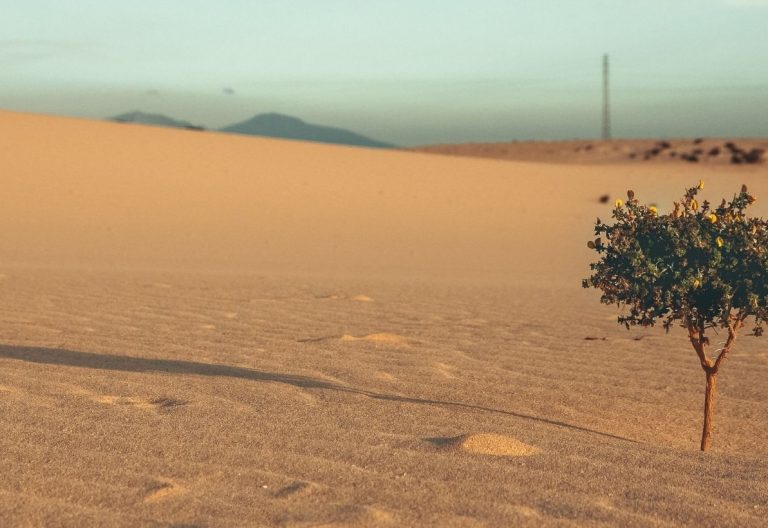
[219,113,395,148]
[110,111,204,130]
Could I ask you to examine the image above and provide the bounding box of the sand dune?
[1,110,767,527]
[3,110,767,282]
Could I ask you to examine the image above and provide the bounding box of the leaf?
[627,190,635,199]
[587,241,596,249]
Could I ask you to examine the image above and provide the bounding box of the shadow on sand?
[0,345,637,443]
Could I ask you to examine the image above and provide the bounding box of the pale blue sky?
[1,0,766,145]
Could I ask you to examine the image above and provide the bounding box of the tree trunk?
[700,370,718,451]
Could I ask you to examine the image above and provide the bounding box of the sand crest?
[431,433,541,457]
[350,294,374,302]
[340,333,407,345]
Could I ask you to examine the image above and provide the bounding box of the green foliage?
[583,183,768,336]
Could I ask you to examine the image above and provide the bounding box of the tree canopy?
[583,183,768,338]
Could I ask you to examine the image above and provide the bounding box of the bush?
[583,182,768,451]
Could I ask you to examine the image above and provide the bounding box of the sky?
[1,0,767,146]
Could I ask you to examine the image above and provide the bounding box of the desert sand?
[0,110,767,527]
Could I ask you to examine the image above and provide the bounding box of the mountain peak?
[251,112,304,122]
[110,111,203,130]
[219,113,395,149]
[106,111,395,148]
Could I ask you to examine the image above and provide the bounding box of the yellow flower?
[707,213,718,223]
[690,199,699,210]
[648,206,658,215]
[697,180,704,190]
[693,279,701,289]
[615,199,623,208]
[716,236,724,248]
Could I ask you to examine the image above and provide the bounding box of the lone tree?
[583,182,768,451]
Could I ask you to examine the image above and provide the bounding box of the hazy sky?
[1,0,766,145]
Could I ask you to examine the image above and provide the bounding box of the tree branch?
[687,323,713,370]
[713,318,740,372]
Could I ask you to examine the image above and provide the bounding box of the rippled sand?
[1,110,766,527]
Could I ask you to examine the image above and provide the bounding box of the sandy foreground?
[1,110,767,527]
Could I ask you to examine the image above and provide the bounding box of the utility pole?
[602,53,611,141]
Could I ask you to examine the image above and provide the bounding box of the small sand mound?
[340,333,406,345]
[431,433,540,457]
[274,481,316,498]
[350,294,374,302]
[143,478,185,503]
